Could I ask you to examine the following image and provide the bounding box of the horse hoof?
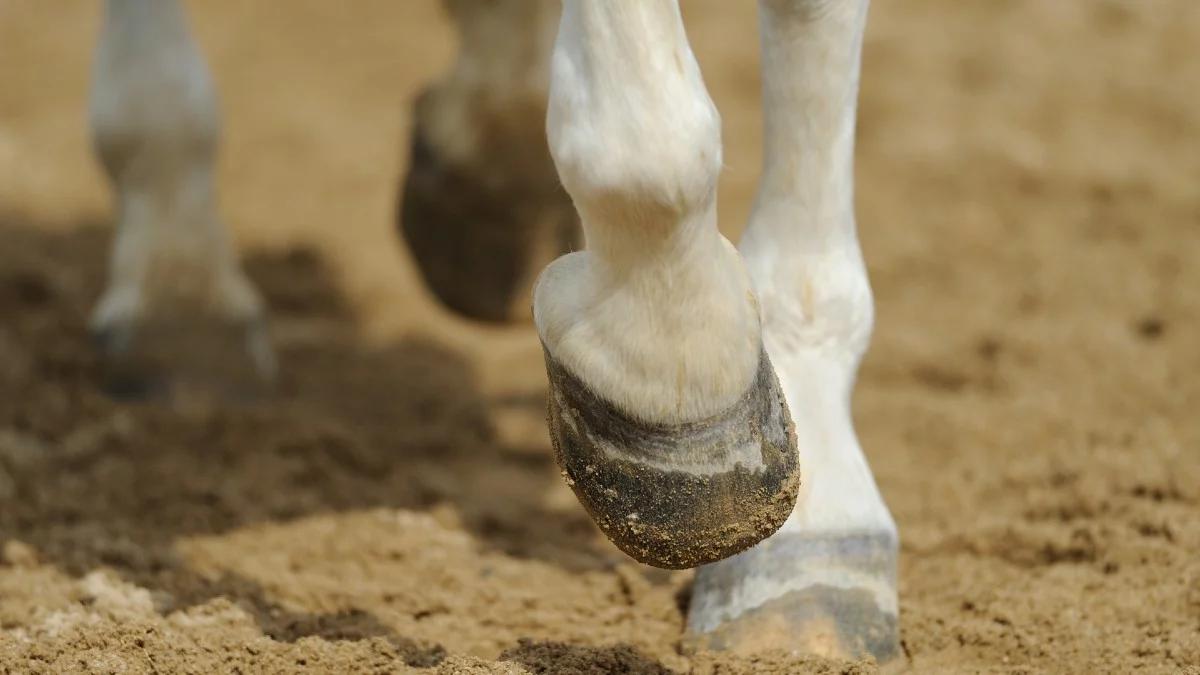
[543,345,800,569]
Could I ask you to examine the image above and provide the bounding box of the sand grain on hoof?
[544,347,800,569]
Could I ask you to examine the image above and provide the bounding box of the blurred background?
[0,1,1197,672]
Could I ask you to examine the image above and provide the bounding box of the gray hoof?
[687,529,900,662]
[92,313,275,402]
[543,346,800,569]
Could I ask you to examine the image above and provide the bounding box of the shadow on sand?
[0,219,678,670]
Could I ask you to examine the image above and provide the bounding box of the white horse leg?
[535,1,800,569]
[399,0,577,323]
[687,0,899,662]
[90,0,274,396]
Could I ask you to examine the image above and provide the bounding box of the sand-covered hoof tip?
[543,346,800,569]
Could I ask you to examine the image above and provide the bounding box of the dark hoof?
[397,91,578,323]
[543,347,800,569]
[92,314,275,403]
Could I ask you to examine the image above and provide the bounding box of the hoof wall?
[398,96,577,323]
[687,529,899,662]
[93,313,275,403]
[543,347,799,569]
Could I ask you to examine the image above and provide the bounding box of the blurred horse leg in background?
[89,0,273,399]
[87,0,568,404]
[399,0,577,324]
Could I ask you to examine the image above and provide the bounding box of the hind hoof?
[397,91,577,323]
[91,312,275,403]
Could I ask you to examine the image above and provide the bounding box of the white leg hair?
[687,0,899,661]
[745,0,891,540]
[89,0,560,410]
[535,0,798,571]
[420,0,561,166]
[534,0,761,424]
[89,0,274,382]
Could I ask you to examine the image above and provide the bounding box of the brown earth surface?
[1,0,1199,673]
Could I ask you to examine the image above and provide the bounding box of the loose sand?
[0,1,1198,672]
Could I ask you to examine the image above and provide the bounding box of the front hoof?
[686,529,900,663]
[543,347,799,569]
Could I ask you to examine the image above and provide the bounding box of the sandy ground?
[2,0,1199,673]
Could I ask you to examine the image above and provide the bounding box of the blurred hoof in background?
[91,309,275,404]
[397,87,578,324]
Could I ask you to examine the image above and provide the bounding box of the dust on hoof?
[397,90,578,324]
[686,530,899,663]
[543,346,799,569]
[93,312,275,404]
